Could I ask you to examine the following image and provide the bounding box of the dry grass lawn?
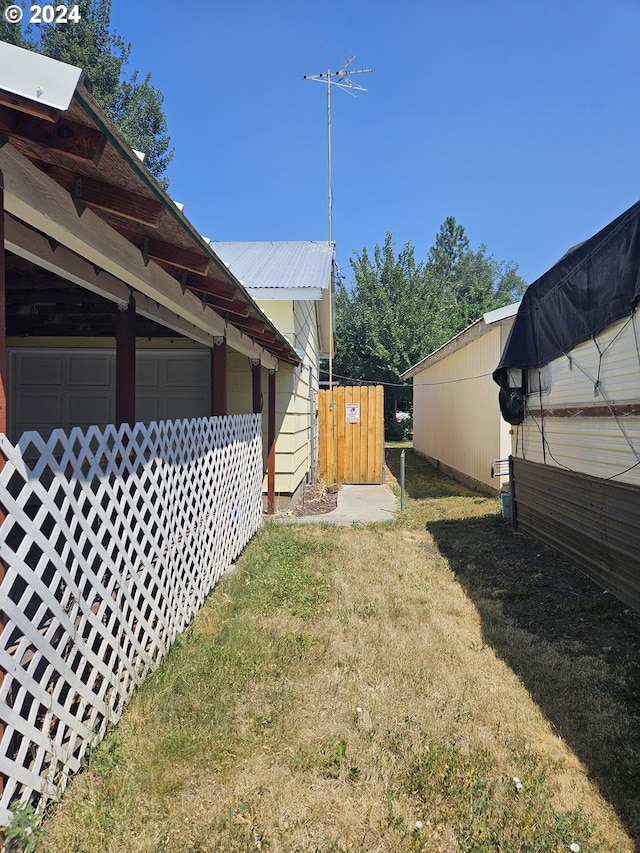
[36,448,640,852]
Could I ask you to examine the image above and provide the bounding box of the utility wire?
[329,370,495,388]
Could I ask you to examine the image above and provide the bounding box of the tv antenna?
[304,55,371,437]
[304,55,372,246]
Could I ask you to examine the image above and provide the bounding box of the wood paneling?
[318,385,384,484]
[512,456,640,611]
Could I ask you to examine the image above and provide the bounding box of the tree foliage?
[0,0,30,45]
[111,70,174,180]
[333,218,527,433]
[3,0,173,186]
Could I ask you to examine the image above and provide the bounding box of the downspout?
[309,364,317,485]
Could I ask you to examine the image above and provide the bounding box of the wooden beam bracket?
[71,175,86,216]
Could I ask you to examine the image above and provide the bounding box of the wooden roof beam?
[0,90,60,122]
[72,175,162,226]
[202,293,251,318]
[181,270,237,301]
[232,315,279,339]
[0,106,106,164]
[142,237,210,275]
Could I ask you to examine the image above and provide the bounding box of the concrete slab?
[277,484,398,526]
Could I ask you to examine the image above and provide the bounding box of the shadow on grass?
[393,449,640,844]
[430,516,640,845]
[385,446,480,500]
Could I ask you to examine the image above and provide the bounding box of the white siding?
[515,314,640,486]
[536,314,640,407]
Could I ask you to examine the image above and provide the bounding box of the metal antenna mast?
[304,55,372,247]
[304,56,371,483]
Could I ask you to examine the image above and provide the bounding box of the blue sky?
[109,0,639,288]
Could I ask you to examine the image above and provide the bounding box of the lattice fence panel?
[0,414,263,822]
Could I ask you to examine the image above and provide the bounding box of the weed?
[403,740,592,852]
[295,736,350,779]
[4,803,44,853]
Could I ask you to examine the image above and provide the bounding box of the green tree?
[29,0,173,185]
[428,215,470,280]
[426,217,527,330]
[111,71,173,182]
[334,235,435,430]
[0,0,31,45]
[332,219,527,437]
[36,0,128,113]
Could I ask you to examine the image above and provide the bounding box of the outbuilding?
[494,200,640,610]
[402,303,519,494]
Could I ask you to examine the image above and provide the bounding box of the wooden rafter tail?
[202,293,251,318]
[0,108,107,165]
[141,237,210,276]
[73,175,163,227]
[0,90,61,123]
[181,270,237,301]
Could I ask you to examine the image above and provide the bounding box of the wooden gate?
[318,385,384,485]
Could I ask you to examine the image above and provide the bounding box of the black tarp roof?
[494,200,640,386]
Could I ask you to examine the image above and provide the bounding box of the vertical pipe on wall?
[212,337,227,416]
[309,365,317,485]
[267,368,276,514]
[115,296,136,428]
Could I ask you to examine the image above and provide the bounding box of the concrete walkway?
[278,484,399,526]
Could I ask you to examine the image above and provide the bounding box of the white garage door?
[8,348,211,442]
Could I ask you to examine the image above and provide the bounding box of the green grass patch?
[40,457,639,852]
[402,738,591,852]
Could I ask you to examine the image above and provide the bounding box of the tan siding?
[227,348,253,416]
[255,299,320,498]
[543,315,640,407]
[412,323,511,491]
[515,315,640,486]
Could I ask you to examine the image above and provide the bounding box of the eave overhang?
[0,41,300,368]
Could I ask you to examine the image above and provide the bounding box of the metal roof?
[0,41,83,110]
[212,241,333,295]
[401,302,520,379]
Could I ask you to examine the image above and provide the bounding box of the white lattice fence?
[0,414,263,822]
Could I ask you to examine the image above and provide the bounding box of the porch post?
[0,172,6,437]
[251,358,262,413]
[211,336,227,416]
[115,296,136,428]
[0,170,7,796]
[267,368,276,514]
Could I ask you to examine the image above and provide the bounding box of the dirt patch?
[291,482,338,516]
